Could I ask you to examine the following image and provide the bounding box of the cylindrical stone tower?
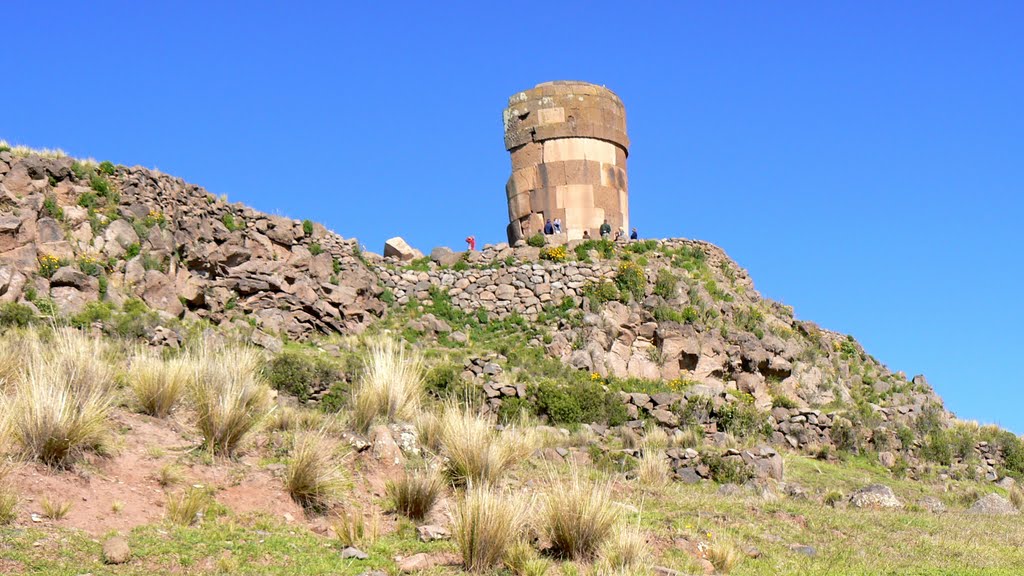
[502,81,629,243]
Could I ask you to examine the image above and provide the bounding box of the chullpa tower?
[502,81,629,243]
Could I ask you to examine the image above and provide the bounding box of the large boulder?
[429,246,462,267]
[849,484,902,509]
[966,493,1019,515]
[383,237,423,262]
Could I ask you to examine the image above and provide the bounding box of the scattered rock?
[341,547,369,560]
[396,552,431,572]
[790,544,817,557]
[370,425,405,466]
[417,524,450,542]
[101,536,131,564]
[849,484,902,509]
[919,496,946,513]
[966,493,1019,515]
[384,237,423,261]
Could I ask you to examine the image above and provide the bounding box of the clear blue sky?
[4,2,1022,432]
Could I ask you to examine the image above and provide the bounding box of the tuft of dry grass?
[386,466,446,521]
[504,540,551,576]
[0,468,17,525]
[1010,486,1024,511]
[414,411,444,454]
[453,484,530,572]
[705,538,742,573]
[351,339,423,433]
[440,405,534,485]
[266,406,326,432]
[542,466,619,561]
[670,426,703,449]
[0,140,69,159]
[600,523,650,573]
[637,449,671,487]
[166,487,211,525]
[619,426,639,450]
[642,425,669,450]
[190,344,273,455]
[40,497,72,520]
[129,353,190,418]
[333,509,380,548]
[2,350,113,467]
[155,463,184,487]
[285,432,346,512]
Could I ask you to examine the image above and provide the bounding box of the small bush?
[771,394,798,409]
[653,269,678,299]
[440,405,533,485]
[285,432,346,512]
[266,351,342,403]
[715,400,771,440]
[309,242,324,256]
[98,160,116,175]
[526,233,546,248]
[824,490,844,507]
[222,213,243,232]
[539,245,567,262]
[190,344,273,455]
[0,302,34,327]
[37,254,66,278]
[350,339,423,433]
[454,484,529,572]
[42,195,63,220]
[582,280,620,306]
[166,487,211,525]
[701,452,754,484]
[614,261,646,302]
[415,412,444,454]
[423,362,464,399]
[542,467,618,560]
[125,242,141,259]
[302,219,314,235]
[155,463,185,487]
[386,467,445,521]
[534,381,628,428]
[89,174,113,197]
[129,354,190,418]
[921,429,953,465]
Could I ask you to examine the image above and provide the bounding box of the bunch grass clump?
[705,538,742,573]
[190,344,273,455]
[542,467,619,560]
[351,339,424,432]
[440,405,534,485]
[166,486,211,525]
[386,467,446,521]
[600,524,650,573]
[453,484,530,572]
[129,353,190,418]
[504,540,551,576]
[41,497,72,520]
[637,449,671,487]
[333,509,380,548]
[285,432,346,512]
[2,336,114,467]
[0,468,17,524]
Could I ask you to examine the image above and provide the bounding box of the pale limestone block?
[538,107,566,125]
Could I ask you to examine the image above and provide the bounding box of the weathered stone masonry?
[503,81,629,243]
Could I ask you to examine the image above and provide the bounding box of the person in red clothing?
[465,236,476,251]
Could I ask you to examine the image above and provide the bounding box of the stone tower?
[502,81,629,243]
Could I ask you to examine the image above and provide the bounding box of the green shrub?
[921,429,952,465]
[534,382,627,428]
[771,394,798,409]
[77,256,104,277]
[266,351,342,403]
[302,219,314,235]
[897,425,915,448]
[125,243,141,259]
[71,161,90,180]
[37,254,66,278]
[701,451,754,484]
[496,397,534,424]
[423,363,464,399]
[582,280,620,306]
[653,269,678,299]
[308,242,324,256]
[734,306,765,333]
[575,239,614,261]
[77,192,98,209]
[42,195,63,220]
[614,262,645,302]
[70,301,115,328]
[527,233,546,248]
[109,298,161,338]
[222,213,243,232]
[716,400,771,440]
[89,174,112,196]
[0,302,34,327]
[0,143,10,153]
[626,239,658,254]
[830,418,858,453]
[98,161,116,175]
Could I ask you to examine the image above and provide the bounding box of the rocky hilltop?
[0,149,1018,481]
